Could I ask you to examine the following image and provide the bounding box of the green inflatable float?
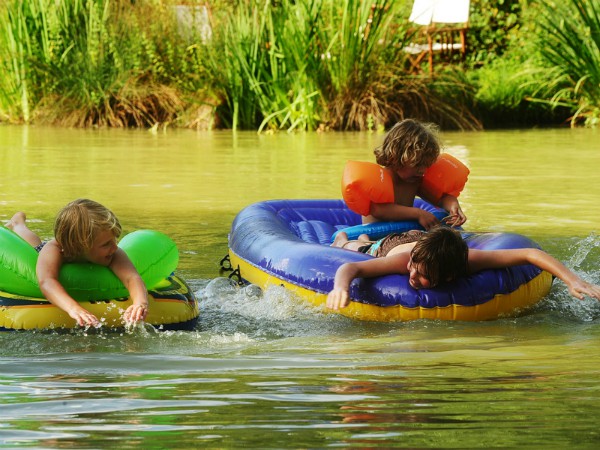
[0,227,199,330]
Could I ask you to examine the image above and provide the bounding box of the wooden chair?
[404,0,470,74]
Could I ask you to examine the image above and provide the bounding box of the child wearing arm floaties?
[5,199,148,327]
[344,119,467,229]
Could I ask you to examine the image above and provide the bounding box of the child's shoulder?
[38,239,65,258]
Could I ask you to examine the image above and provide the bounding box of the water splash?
[542,233,600,322]
[197,278,320,321]
[566,232,600,271]
[544,285,600,322]
[195,278,352,339]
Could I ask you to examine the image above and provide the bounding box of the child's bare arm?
[327,253,410,310]
[469,248,600,301]
[109,248,149,323]
[36,241,100,327]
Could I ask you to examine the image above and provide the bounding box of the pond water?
[1,125,599,448]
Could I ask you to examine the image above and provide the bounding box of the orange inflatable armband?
[420,153,470,204]
[342,155,469,215]
[342,161,393,216]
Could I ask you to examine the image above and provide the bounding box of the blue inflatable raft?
[226,199,553,321]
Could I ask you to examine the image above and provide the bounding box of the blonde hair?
[374,119,441,169]
[54,199,122,259]
[410,226,468,287]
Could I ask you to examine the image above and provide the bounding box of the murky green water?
[1,125,599,448]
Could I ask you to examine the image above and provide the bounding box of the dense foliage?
[0,0,598,130]
[0,0,210,127]
[531,0,600,126]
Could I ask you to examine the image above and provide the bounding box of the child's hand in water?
[69,307,100,327]
[327,288,351,310]
[122,302,148,324]
[567,279,600,301]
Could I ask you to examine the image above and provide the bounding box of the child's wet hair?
[374,118,441,169]
[410,226,468,287]
[54,199,121,259]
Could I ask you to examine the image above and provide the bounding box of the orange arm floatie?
[341,155,469,215]
[419,153,470,204]
[341,161,393,216]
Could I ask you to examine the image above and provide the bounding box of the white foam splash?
[197,278,319,322]
[567,232,600,272]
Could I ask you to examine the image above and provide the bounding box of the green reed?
[0,0,40,122]
[0,0,206,126]
[255,0,323,132]
[41,0,192,127]
[318,0,482,130]
[532,0,600,126]
[205,0,482,131]
[204,0,322,131]
[206,0,410,131]
[316,0,406,130]
[0,0,483,130]
[0,0,536,130]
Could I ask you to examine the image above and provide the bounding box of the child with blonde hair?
[5,199,148,327]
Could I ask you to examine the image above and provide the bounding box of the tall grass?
[318,0,481,131]
[205,0,481,131]
[204,0,323,131]
[0,0,208,127]
[532,0,600,126]
[0,0,44,122]
[316,0,408,130]
[468,55,568,128]
[0,0,493,130]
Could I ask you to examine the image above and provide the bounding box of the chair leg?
[408,52,427,73]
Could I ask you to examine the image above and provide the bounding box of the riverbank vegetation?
[0,0,598,130]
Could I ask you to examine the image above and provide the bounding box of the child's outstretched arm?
[327,253,411,310]
[36,241,100,327]
[109,248,149,324]
[469,248,600,301]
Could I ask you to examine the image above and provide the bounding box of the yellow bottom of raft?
[0,275,199,330]
[229,250,553,322]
